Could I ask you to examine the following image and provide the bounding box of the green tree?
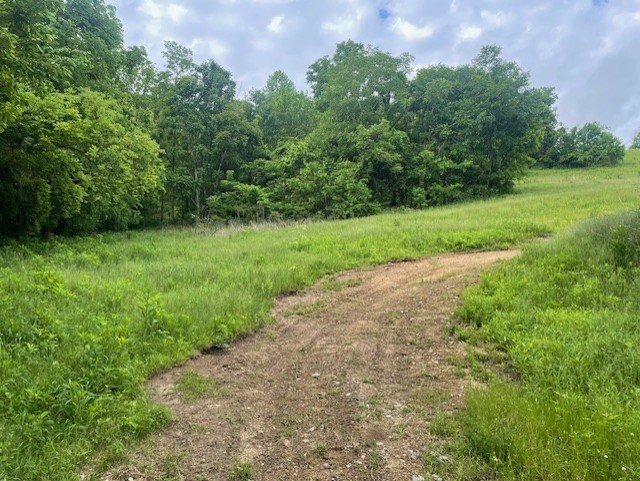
[249,70,317,148]
[568,123,623,167]
[350,120,412,207]
[307,40,413,128]
[153,42,264,222]
[0,89,163,236]
[261,139,375,219]
[0,0,164,236]
[630,130,640,149]
[538,122,624,168]
[57,0,124,93]
[407,46,556,201]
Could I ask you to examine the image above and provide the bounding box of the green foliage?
[230,462,254,481]
[457,211,640,480]
[152,43,266,223]
[0,0,166,237]
[409,46,556,199]
[307,40,413,127]
[1,3,622,235]
[630,130,640,149]
[252,138,377,219]
[249,70,317,148]
[539,122,625,168]
[174,371,227,401]
[0,89,164,236]
[57,0,124,93]
[207,173,272,221]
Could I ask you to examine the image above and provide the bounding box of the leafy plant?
[230,462,253,481]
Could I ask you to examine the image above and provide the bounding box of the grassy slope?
[452,210,640,481]
[1,152,639,480]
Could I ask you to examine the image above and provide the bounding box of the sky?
[106,0,640,144]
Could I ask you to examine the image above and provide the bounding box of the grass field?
[1,152,639,480]
[448,209,640,481]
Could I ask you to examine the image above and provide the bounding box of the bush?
[539,122,625,168]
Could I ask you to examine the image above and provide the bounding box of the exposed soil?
[102,250,519,481]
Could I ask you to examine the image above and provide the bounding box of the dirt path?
[103,250,519,481]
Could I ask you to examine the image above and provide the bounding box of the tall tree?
[153,42,265,222]
[307,40,413,128]
[249,70,317,148]
[539,122,625,168]
[57,0,124,93]
[407,46,556,202]
[0,89,163,236]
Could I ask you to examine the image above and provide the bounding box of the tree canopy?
[0,0,163,236]
[537,122,625,168]
[0,2,624,236]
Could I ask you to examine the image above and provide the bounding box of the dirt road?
[103,250,518,481]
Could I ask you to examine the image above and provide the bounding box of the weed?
[313,444,328,459]
[230,461,253,481]
[161,452,184,480]
[355,395,384,422]
[320,276,361,292]
[429,413,457,438]
[390,421,409,440]
[174,371,228,401]
[278,415,299,439]
[367,450,385,471]
[284,299,327,317]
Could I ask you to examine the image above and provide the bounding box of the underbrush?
[451,211,640,480]
[0,156,638,480]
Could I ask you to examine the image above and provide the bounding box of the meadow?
[1,152,639,480]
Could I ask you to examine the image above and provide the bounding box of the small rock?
[312,373,320,378]
[412,476,425,481]
[322,462,331,469]
[432,475,443,481]
[309,426,316,432]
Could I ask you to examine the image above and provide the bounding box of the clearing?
[101,249,518,481]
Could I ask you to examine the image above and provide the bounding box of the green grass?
[230,461,254,481]
[454,210,640,480]
[0,153,639,480]
[174,371,228,401]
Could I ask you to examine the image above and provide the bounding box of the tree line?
[0,0,627,237]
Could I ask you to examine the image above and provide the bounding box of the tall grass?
[456,210,640,480]
[0,153,639,480]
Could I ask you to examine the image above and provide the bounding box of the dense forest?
[0,0,627,237]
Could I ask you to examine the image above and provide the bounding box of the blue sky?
[106,0,640,144]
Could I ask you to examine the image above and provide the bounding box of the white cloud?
[138,0,187,23]
[253,38,275,52]
[480,10,511,28]
[323,16,360,35]
[252,0,294,4]
[195,38,231,60]
[167,3,188,22]
[390,17,434,40]
[139,0,162,19]
[267,15,285,33]
[458,24,482,41]
[321,0,368,37]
